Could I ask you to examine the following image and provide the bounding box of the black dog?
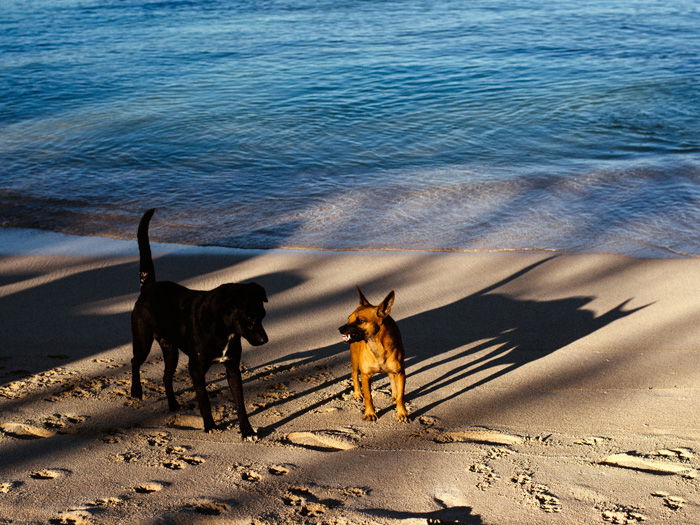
[130,209,269,437]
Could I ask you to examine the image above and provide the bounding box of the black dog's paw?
[203,421,219,434]
[240,425,257,441]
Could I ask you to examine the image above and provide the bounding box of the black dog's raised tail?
[138,208,156,288]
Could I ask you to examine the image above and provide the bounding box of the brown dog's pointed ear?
[377,290,395,318]
[357,286,371,306]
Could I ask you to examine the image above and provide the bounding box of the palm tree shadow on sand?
[252,257,649,430]
[395,258,650,419]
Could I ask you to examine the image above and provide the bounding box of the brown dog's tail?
[137,208,156,288]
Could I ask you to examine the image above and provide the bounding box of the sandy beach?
[0,228,698,524]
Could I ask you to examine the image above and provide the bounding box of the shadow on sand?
[398,258,649,418]
[255,257,648,429]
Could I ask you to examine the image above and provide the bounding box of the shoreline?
[0,226,698,523]
[1,225,697,260]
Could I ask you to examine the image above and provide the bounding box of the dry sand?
[0,229,698,524]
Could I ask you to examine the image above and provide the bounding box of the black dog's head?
[218,282,269,346]
[338,287,394,344]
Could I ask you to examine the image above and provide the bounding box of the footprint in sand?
[134,482,164,494]
[511,471,561,513]
[486,447,512,459]
[166,445,190,455]
[146,432,171,447]
[268,465,292,476]
[651,491,685,510]
[49,511,91,524]
[652,447,694,461]
[662,496,685,510]
[44,414,90,431]
[286,429,359,451]
[0,422,55,439]
[101,429,126,443]
[574,436,611,447]
[65,414,88,424]
[30,469,63,480]
[181,455,206,465]
[469,463,500,491]
[162,459,187,470]
[282,486,330,518]
[418,415,441,427]
[241,470,262,482]
[0,481,21,493]
[189,500,230,515]
[434,428,523,447]
[44,417,66,430]
[595,503,646,524]
[468,447,512,491]
[340,486,370,498]
[113,451,141,463]
[600,452,697,477]
[87,497,123,508]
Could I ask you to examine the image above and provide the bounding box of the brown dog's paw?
[363,413,377,422]
[396,412,409,423]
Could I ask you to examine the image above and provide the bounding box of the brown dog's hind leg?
[390,371,409,422]
[160,341,180,411]
[360,372,377,421]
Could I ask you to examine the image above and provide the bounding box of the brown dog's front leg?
[188,359,216,432]
[350,343,363,400]
[360,372,377,421]
[224,337,255,439]
[390,371,409,422]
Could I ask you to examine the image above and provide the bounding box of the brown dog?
[338,288,408,422]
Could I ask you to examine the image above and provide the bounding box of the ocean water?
[1,0,699,257]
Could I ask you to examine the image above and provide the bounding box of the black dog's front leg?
[225,336,255,439]
[187,357,216,432]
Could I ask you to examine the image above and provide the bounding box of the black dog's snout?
[250,330,269,346]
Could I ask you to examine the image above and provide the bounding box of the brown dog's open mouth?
[341,333,351,343]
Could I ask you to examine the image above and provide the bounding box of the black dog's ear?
[250,283,268,303]
[377,290,394,318]
[356,286,371,307]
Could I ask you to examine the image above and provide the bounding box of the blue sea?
[1,0,699,257]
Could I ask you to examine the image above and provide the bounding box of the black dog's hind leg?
[224,336,255,438]
[130,316,154,400]
[187,357,216,432]
[160,340,180,411]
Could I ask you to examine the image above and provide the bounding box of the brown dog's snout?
[339,323,364,343]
